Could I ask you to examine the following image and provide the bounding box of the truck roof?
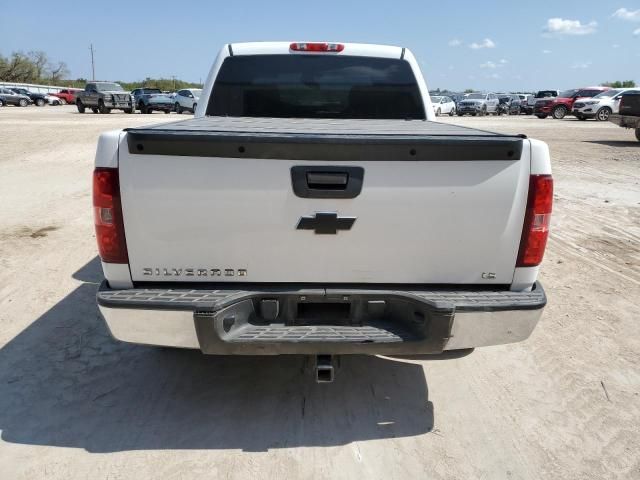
[229,42,405,59]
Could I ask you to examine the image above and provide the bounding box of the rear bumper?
[147,103,173,111]
[97,281,546,354]
[534,105,552,114]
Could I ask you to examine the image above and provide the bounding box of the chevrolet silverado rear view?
[93,42,552,363]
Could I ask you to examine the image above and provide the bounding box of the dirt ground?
[0,106,638,480]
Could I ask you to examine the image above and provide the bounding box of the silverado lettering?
[142,268,247,277]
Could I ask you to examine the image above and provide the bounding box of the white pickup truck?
[94,42,552,374]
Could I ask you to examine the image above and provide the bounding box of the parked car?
[496,95,510,115]
[0,87,32,107]
[518,94,534,114]
[457,92,500,116]
[93,41,552,378]
[496,101,509,116]
[76,82,135,114]
[573,88,640,121]
[45,94,62,105]
[497,94,522,115]
[535,87,609,119]
[131,87,174,114]
[447,93,466,107]
[174,88,202,114]
[509,95,523,115]
[618,90,640,116]
[609,92,640,141]
[530,90,558,113]
[430,95,456,116]
[533,90,559,101]
[51,88,82,105]
[9,87,49,107]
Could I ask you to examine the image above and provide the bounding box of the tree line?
[0,51,69,84]
[0,50,202,90]
[601,80,636,88]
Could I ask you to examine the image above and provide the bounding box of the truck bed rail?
[125,117,526,161]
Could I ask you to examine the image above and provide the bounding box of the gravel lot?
[0,106,639,479]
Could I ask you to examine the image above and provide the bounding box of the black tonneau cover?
[125,117,525,161]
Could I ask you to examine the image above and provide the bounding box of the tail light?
[290,42,344,52]
[93,168,128,263]
[516,174,553,267]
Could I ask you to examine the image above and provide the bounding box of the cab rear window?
[207,55,425,119]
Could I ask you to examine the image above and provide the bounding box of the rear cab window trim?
[206,54,426,120]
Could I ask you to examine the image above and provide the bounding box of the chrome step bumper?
[97,281,546,354]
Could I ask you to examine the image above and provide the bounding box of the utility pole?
[172,75,176,90]
[89,44,96,80]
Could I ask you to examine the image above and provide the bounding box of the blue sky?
[1,0,639,91]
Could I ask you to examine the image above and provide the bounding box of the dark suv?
[498,94,522,115]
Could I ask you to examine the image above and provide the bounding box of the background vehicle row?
[9,87,58,106]
[0,88,32,107]
[72,82,202,115]
[534,87,608,119]
[0,87,63,106]
[6,82,634,124]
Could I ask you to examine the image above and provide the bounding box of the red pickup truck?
[52,88,82,105]
[535,86,610,119]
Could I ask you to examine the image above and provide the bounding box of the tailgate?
[620,94,640,116]
[118,118,530,285]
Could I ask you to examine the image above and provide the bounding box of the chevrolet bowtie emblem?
[296,212,356,235]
